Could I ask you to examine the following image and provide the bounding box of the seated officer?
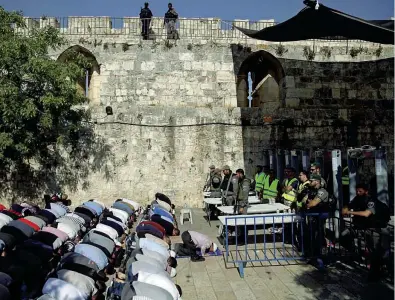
[341,183,390,281]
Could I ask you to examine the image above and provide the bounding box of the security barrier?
[223,212,341,277]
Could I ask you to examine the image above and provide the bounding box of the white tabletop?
[218,213,297,226]
[217,203,290,215]
[204,196,260,206]
[204,191,256,198]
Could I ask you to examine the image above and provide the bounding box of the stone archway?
[57,45,101,105]
[236,50,286,108]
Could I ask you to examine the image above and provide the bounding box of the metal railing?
[222,212,393,278]
[13,16,371,42]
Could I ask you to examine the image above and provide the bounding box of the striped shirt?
[58,216,86,232]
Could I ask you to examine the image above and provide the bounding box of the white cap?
[170,267,177,278]
[169,250,176,258]
[212,243,218,252]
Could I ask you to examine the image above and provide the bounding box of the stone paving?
[172,208,394,300]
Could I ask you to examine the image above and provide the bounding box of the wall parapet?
[15,16,387,43]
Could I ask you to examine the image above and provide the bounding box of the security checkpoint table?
[203,195,260,206]
[218,212,296,226]
[217,203,290,215]
[203,191,256,198]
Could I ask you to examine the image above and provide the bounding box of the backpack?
[211,175,221,189]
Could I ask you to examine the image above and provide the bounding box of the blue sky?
[0,0,393,22]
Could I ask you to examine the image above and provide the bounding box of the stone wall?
[5,16,394,207]
[49,38,394,110]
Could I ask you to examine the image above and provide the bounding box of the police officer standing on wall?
[164,3,178,39]
[139,2,153,40]
[341,183,390,281]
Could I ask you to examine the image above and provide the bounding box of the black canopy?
[235,4,394,44]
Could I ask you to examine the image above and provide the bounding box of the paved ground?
[172,208,394,300]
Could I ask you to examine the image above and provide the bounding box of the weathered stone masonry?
[11,17,395,206]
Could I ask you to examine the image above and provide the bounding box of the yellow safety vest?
[262,177,279,200]
[255,172,266,192]
[297,180,310,207]
[342,166,349,185]
[281,178,298,202]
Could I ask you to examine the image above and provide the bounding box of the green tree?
[0,7,111,200]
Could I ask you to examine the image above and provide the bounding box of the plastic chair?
[180,205,193,225]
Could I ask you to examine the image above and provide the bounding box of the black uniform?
[341,195,390,279]
[304,187,329,258]
[139,7,153,40]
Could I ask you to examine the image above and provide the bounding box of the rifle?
[222,174,233,206]
[203,172,210,192]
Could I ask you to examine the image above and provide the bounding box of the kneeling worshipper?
[0,211,13,230]
[176,230,218,262]
[113,199,135,216]
[118,235,176,279]
[124,250,177,280]
[40,277,92,300]
[136,220,166,239]
[82,229,116,258]
[154,193,172,206]
[53,217,82,242]
[75,205,99,226]
[150,213,180,236]
[121,271,174,300]
[74,243,109,272]
[126,270,182,300]
[82,200,104,216]
[56,251,105,282]
[0,218,38,244]
[121,198,141,212]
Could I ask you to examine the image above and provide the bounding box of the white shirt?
[140,249,167,269]
[138,271,180,300]
[0,214,12,229]
[57,222,78,239]
[156,200,171,212]
[122,198,140,210]
[109,208,128,224]
[145,234,169,249]
[139,238,169,258]
[65,213,86,225]
[56,269,97,297]
[42,278,88,300]
[135,254,166,270]
[130,260,168,277]
[94,223,118,240]
[107,217,127,230]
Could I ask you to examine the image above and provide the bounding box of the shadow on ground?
[290,258,394,300]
